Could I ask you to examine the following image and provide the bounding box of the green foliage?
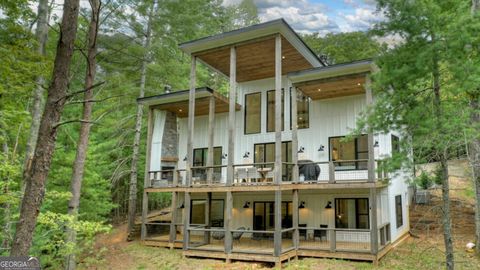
[414,172,434,189]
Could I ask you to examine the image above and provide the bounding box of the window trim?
[395,195,403,228]
[244,92,262,135]
[328,135,369,171]
[266,89,285,133]
[289,88,310,130]
[334,198,370,229]
[193,147,222,174]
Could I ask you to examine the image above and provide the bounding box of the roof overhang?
[288,60,375,100]
[137,87,241,118]
[179,19,325,82]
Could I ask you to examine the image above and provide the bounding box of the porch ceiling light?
[318,145,325,152]
[299,201,306,209]
[243,202,250,208]
[325,201,332,209]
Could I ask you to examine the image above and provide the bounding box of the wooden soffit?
[296,73,367,100]
[194,36,313,82]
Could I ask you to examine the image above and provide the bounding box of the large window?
[254,141,292,181]
[193,147,222,177]
[391,135,400,155]
[245,93,261,134]
[190,199,224,227]
[335,198,369,229]
[290,90,309,129]
[253,201,292,238]
[267,90,284,132]
[395,195,403,228]
[329,135,368,170]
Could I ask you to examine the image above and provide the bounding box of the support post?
[224,191,233,253]
[291,87,299,183]
[292,189,299,249]
[226,46,236,186]
[141,107,154,240]
[207,96,215,184]
[370,188,378,254]
[328,161,335,183]
[274,189,282,257]
[183,192,191,250]
[169,191,178,246]
[187,56,196,186]
[365,75,375,182]
[329,229,336,252]
[204,192,212,244]
[274,34,282,185]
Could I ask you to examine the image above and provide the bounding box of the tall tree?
[10,0,81,256]
[23,0,49,184]
[65,0,101,269]
[127,0,157,239]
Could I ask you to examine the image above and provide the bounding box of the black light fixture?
[318,145,325,152]
[183,156,187,161]
[243,152,250,158]
[179,202,185,209]
[374,141,379,147]
[222,153,228,159]
[298,146,305,153]
[299,201,306,209]
[325,201,332,209]
[243,202,250,208]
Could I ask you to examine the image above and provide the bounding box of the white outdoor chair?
[236,168,248,183]
[247,167,259,182]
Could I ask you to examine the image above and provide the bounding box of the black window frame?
[289,88,310,130]
[391,134,400,155]
[244,92,262,134]
[266,89,284,133]
[190,199,225,226]
[395,195,403,228]
[253,141,292,181]
[328,135,368,171]
[193,147,222,176]
[334,198,370,229]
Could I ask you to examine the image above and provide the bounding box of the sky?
[224,0,383,35]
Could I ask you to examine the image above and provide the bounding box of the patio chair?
[299,224,307,240]
[236,168,248,183]
[314,224,328,242]
[247,167,259,182]
[211,230,225,240]
[232,227,246,242]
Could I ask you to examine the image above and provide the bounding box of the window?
[267,90,284,132]
[395,195,403,228]
[190,199,224,226]
[391,135,400,155]
[290,90,309,129]
[253,201,292,238]
[193,147,222,177]
[329,135,368,170]
[335,198,369,229]
[245,93,261,134]
[254,141,292,181]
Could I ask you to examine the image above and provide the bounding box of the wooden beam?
[207,96,215,184]
[291,87,299,183]
[227,46,236,186]
[274,189,282,257]
[274,34,282,185]
[141,107,154,240]
[169,191,178,245]
[365,75,375,183]
[370,187,378,254]
[224,191,233,253]
[205,192,212,244]
[292,189,299,249]
[183,192,191,250]
[187,56,196,186]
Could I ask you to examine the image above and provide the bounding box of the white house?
[137,19,411,267]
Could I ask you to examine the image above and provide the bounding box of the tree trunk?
[469,0,480,257]
[64,1,100,269]
[1,135,12,250]
[23,0,49,186]
[432,52,454,270]
[127,0,156,240]
[10,0,80,256]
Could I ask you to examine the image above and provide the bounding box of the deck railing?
[298,227,371,252]
[147,158,388,188]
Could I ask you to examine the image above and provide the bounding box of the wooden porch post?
[207,96,215,184]
[224,191,233,255]
[141,107,154,240]
[292,189,299,249]
[226,46,236,186]
[291,87,299,183]
[204,192,212,244]
[365,74,378,254]
[183,192,191,250]
[169,191,178,247]
[187,56,196,186]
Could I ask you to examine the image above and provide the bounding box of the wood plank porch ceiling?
[195,35,313,82]
[296,73,367,100]
[152,92,241,118]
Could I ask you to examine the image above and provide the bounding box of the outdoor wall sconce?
[222,153,228,159]
[179,202,185,209]
[374,141,379,147]
[299,201,306,209]
[318,145,325,151]
[243,202,250,208]
[298,146,305,153]
[325,201,332,209]
[243,152,250,158]
[183,156,187,161]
